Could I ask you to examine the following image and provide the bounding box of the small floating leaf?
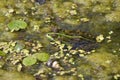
[22,56,37,66]
[35,52,50,62]
[0,51,6,57]
[8,20,27,32]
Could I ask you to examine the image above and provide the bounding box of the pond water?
[0,0,120,80]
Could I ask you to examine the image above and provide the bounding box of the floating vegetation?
[22,52,50,66]
[34,52,50,62]
[22,56,37,66]
[8,20,27,32]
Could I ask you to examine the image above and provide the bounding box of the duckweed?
[22,56,37,66]
[35,52,50,62]
[8,20,27,32]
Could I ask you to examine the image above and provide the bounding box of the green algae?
[0,69,35,80]
[77,48,120,80]
[53,75,78,80]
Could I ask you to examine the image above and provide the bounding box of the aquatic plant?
[34,52,50,62]
[22,56,37,66]
[22,52,50,66]
[8,20,27,32]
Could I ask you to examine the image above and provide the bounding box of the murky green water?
[0,0,120,80]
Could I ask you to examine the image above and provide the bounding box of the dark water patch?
[71,40,99,52]
[15,31,41,41]
[35,0,46,5]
